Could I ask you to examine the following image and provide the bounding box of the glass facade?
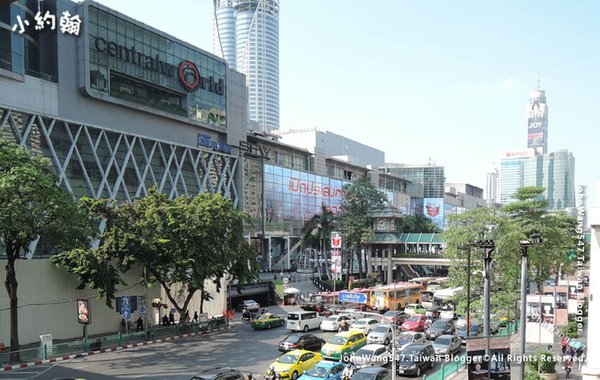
[381,165,445,198]
[86,5,227,126]
[522,150,575,210]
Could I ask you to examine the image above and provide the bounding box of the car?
[367,324,393,345]
[425,319,454,340]
[349,344,390,368]
[432,335,462,356]
[251,313,285,330]
[239,299,260,312]
[267,349,323,380]
[401,315,427,332]
[455,316,469,330]
[191,367,245,380]
[340,309,366,321]
[403,304,427,316]
[350,318,380,335]
[396,332,427,351]
[382,311,407,325]
[350,366,392,380]
[396,344,435,377]
[456,323,483,344]
[298,360,347,380]
[320,331,367,361]
[321,315,355,332]
[279,333,326,352]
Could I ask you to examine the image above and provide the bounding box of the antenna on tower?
[537,72,541,90]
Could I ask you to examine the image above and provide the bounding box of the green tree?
[53,188,258,319]
[396,214,441,233]
[0,139,90,359]
[301,205,337,279]
[339,177,386,278]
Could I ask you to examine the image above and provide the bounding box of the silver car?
[396,331,427,351]
[367,324,393,345]
[432,335,462,356]
[350,344,390,368]
[350,318,380,335]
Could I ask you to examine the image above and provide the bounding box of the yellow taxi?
[267,349,322,380]
[320,331,366,361]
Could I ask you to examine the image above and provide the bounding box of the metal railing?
[0,317,229,366]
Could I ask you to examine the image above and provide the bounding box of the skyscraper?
[214,0,280,132]
[522,150,576,210]
[484,164,499,204]
[498,150,534,204]
[526,83,549,155]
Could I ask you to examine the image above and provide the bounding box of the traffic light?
[568,248,576,261]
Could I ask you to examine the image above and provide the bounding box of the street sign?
[120,296,130,320]
[139,306,146,314]
[338,291,367,304]
[121,310,131,320]
[170,307,177,314]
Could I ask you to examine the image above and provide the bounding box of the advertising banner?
[467,336,511,380]
[77,299,91,324]
[331,249,342,274]
[423,198,444,230]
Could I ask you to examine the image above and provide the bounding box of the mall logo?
[93,37,224,95]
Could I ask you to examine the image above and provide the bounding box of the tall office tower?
[527,83,549,156]
[484,164,499,204]
[213,0,280,132]
[523,150,576,211]
[498,150,534,205]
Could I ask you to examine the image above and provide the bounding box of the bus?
[408,277,449,310]
[433,287,463,319]
[369,282,423,311]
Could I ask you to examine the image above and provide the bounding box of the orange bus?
[369,282,423,311]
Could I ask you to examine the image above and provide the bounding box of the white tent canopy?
[284,287,300,294]
[433,286,463,300]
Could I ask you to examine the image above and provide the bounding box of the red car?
[401,315,427,332]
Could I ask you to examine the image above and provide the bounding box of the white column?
[286,237,291,270]
[582,185,600,379]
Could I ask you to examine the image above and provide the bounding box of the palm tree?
[301,205,338,280]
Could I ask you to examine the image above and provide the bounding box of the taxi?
[320,331,366,361]
[267,349,322,380]
[251,313,285,330]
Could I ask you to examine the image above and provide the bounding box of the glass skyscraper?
[522,150,575,210]
[214,0,280,132]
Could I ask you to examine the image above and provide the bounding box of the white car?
[350,344,390,368]
[320,315,355,332]
[350,318,380,335]
[396,331,427,351]
[367,324,394,345]
[241,299,260,312]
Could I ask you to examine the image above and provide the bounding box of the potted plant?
[527,350,557,380]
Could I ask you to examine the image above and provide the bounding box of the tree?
[443,187,577,323]
[301,205,337,279]
[53,188,258,320]
[339,177,386,278]
[0,139,90,359]
[396,215,441,233]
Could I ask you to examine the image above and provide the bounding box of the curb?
[1,324,237,372]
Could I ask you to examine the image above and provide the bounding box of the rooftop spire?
[537,72,541,90]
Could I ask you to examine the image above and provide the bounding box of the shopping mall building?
[0,0,248,344]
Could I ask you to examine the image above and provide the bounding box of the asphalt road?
[0,322,464,380]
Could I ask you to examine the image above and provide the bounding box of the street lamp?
[518,233,542,380]
[473,239,495,340]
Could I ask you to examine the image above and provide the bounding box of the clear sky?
[96,0,600,208]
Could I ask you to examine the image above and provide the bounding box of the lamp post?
[465,245,472,338]
[518,233,542,380]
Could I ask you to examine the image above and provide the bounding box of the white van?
[286,310,324,332]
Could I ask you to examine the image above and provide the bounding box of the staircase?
[399,264,419,279]
[273,238,302,271]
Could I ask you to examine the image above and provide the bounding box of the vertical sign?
[330,232,342,276]
[77,299,91,324]
[121,296,131,320]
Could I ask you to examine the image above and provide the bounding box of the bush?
[524,371,543,380]
[561,320,579,339]
[527,351,557,374]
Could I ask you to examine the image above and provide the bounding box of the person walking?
[136,316,144,331]
[193,311,199,324]
[561,337,568,354]
[564,357,573,379]
[168,311,175,326]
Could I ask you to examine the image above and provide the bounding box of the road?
[0,321,464,380]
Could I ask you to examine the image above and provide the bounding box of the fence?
[422,320,521,380]
[0,316,228,367]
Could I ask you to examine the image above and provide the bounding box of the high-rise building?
[522,150,576,211]
[381,163,445,199]
[214,0,280,132]
[498,150,534,204]
[527,84,548,155]
[484,164,500,204]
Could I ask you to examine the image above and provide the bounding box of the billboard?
[527,101,547,154]
[423,198,444,230]
[77,299,91,324]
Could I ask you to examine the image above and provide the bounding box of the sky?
[95,0,600,208]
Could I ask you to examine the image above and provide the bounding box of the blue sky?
[96,0,600,208]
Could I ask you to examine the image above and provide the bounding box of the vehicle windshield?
[384,311,396,317]
[431,320,447,328]
[355,347,377,356]
[434,337,451,345]
[406,316,421,322]
[372,325,390,333]
[329,335,348,345]
[305,365,329,378]
[351,371,379,380]
[258,315,272,320]
[283,334,301,343]
[287,314,300,321]
[277,353,298,364]
[325,316,338,321]
[401,346,420,356]
[398,335,412,345]
[353,320,367,326]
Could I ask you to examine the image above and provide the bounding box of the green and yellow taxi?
[267,349,322,380]
[320,331,366,361]
[251,313,285,330]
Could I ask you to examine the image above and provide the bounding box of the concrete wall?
[0,71,59,117]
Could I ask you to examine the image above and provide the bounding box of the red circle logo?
[178,61,200,92]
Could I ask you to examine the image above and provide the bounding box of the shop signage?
[197,134,231,154]
[77,299,91,324]
[239,141,270,160]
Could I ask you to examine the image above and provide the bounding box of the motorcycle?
[241,310,255,322]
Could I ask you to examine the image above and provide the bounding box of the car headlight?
[409,364,417,369]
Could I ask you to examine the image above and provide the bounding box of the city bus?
[369,282,423,311]
[408,277,449,309]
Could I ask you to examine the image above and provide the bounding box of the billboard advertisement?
[77,299,91,324]
[527,109,547,154]
[423,198,444,230]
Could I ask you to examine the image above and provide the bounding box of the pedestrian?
[0,341,5,353]
[136,316,144,331]
[162,314,169,326]
[184,310,190,324]
[564,358,573,379]
[193,311,199,324]
[561,337,568,354]
[169,311,175,326]
[567,346,575,358]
